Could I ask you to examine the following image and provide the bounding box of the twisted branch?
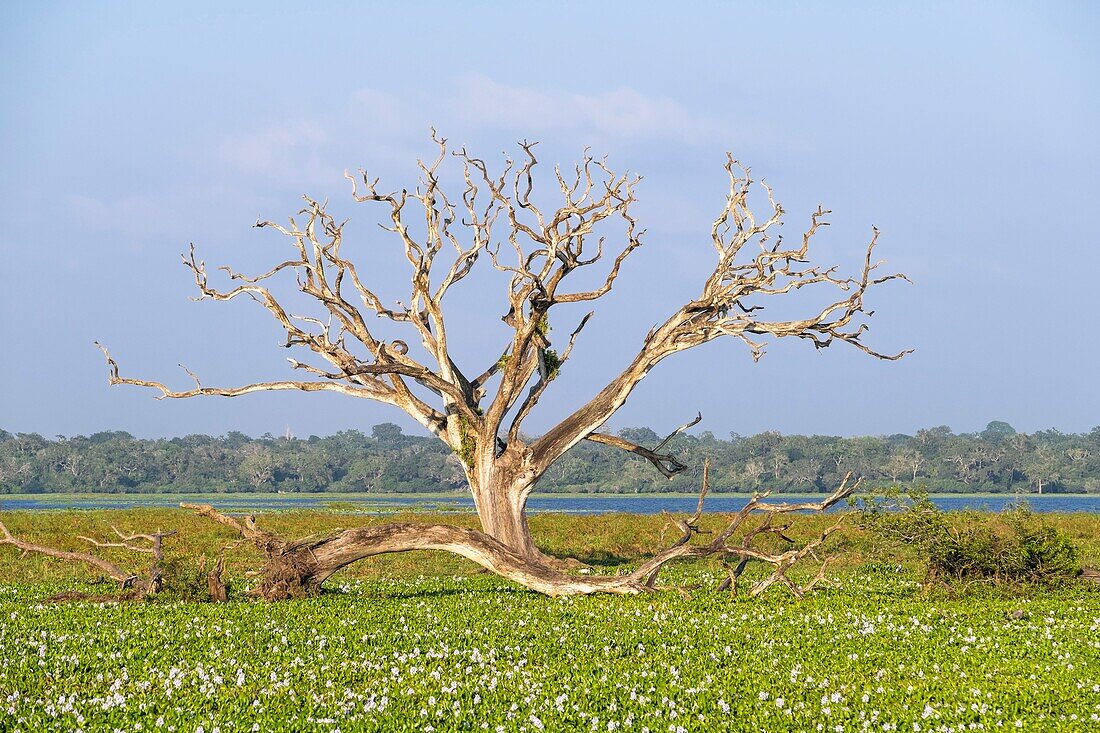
[531,157,909,473]
[96,135,905,569]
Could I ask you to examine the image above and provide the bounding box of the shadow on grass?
[357,585,532,601]
[562,549,638,568]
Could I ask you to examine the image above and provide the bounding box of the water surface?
[2,493,1097,514]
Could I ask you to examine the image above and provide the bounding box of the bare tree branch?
[78,527,176,562]
[99,135,906,573]
[0,515,176,596]
[185,470,857,599]
[585,413,702,478]
[531,158,909,473]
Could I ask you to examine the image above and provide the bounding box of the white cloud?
[211,75,728,188]
[348,89,411,133]
[213,89,427,188]
[215,119,336,186]
[451,73,725,146]
[218,120,326,174]
[69,193,179,243]
[66,182,269,252]
[73,77,738,251]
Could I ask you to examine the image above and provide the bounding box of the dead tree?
[182,466,859,599]
[0,517,175,598]
[98,133,907,597]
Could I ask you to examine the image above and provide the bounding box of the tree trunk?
[462,449,543,560]
[470,478,539,558]
[464,455,581,569]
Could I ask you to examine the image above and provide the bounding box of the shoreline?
[1,490,1094,501]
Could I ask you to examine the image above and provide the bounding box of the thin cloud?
[452,73,726,146]
[78,77,739,253]
[216,119,333,185]
[212,75,730,187]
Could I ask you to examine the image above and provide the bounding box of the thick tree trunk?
[464,450,544,560]
[465,459,580,569]
[471,481,538,557]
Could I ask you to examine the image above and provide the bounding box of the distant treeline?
[1,421,1098,495]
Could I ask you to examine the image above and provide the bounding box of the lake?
[2,493,1099,514]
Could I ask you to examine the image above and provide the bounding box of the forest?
[1,421,1097,495]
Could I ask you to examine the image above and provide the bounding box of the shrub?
[858,489,1080,585]
[1008,508,1079,580]
[158,555,229,602]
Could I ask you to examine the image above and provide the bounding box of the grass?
[1,509,1099,731]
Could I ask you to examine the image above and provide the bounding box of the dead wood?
[0,517,176,598]
[185,467,858,600]
[206,555,229,602]
[98,135,905,572]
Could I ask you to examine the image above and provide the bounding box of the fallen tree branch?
[185,468,858,600]
[0,516,175,597]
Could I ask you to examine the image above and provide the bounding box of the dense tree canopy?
[2,422,1097,495]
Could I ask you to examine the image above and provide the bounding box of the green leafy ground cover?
[1,511,1099,732]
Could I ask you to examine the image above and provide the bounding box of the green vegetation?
[542,348,562,381]
[1,510,1099,731]
[455,415,478,471]
[860,493,1083,584]
[3,421,1100,495]
[535,313,550,337]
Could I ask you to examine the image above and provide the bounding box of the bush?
[858,489,1080,585]
[158,555,229,602]
[1009,510,1079,580]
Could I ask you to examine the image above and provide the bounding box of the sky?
[1,2,1098,441]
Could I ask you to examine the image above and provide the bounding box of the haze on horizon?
[1,2,1097,441]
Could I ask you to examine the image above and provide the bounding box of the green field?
[1,510,1099,731]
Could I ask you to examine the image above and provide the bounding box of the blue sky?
[1,2,1097,439]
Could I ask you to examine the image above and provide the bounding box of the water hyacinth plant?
[1,509,1099,731]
